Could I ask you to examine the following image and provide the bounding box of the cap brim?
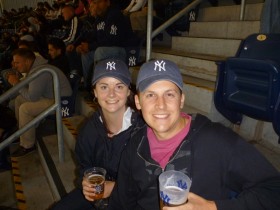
[137,75,183,92]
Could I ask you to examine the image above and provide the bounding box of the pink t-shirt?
[147,113,192,169]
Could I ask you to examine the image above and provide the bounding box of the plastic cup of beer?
[84,167,106,200]
[159,170,192,209]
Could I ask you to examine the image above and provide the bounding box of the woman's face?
[94,77,130,114]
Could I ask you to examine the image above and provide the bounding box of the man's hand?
[163,192,217,210]
[7,73,20,86]
[76,42,89,54]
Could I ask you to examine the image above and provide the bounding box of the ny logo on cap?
[106,61,116,71]
[154,60,166,72]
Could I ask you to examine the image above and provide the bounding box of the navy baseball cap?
[136,59,183,91]
[92,59,131,86]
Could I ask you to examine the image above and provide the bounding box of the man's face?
[13,55,32,73]
[61,7,73,21]
[89,2,97,17]
[48,44,61,59]
[92,0,110,17]
[135,80,185,140]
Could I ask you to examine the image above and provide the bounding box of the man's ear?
[25,59,33,70]
[180,93,185,109]
[134,94,142,110]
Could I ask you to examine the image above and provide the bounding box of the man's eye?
[166,93,175,98]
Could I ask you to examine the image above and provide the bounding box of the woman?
[51,58,143,210]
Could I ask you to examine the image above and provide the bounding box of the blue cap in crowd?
[136,59,183,91]
[92,59,131,86]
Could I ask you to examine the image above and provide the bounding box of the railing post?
[145,0,203,61]
[146,0,153,61]
[240,0,246,21]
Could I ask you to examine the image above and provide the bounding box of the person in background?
[48,37,71,76]
[72,0,136,99]
[61,4,84,46]
[9,48,72,157]
[51,59,143,210]
[108,59,280,210]
[61,4,84,76]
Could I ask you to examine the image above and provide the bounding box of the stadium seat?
[60,72,81,118]
[214,33,280,142]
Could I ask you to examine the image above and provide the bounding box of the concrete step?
[189,21,260,39]
[151,46,225,82]
[197,3,263,22]
[171,36,241,57]
[9,147,55,210]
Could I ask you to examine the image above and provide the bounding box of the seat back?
[236,34,280,63]
[125,35,145,67]
[214,33,280,140]
[61,73,81,118]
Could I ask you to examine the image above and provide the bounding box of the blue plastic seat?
[60,73,81,118]
[214,33,280,142]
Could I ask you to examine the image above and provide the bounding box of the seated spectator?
[48,37,71,76]
[60,4,84,76]
[51,59,143,210]
[108,59,280,210]
[8,48,72,157]
[61,4,84,46]
[71,0,136,97]
[44,1,57,20]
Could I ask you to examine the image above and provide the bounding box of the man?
[108,59,280,210]
[61,4,84,75]
[48,37,71,76]
[74,0,136,95]
[61,4,83,46]
[8,48,72,157]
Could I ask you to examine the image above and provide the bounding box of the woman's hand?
[163,192,217,210]
[82,178,115,202]
[82,177,95,201]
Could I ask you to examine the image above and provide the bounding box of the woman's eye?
[116,85,124,90]
[100,86,107,90]
[146,93,154,98]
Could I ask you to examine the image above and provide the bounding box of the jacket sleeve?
[19,72,51,101]
[63,16,80,45]
[92,10,133,50]
[215,135,280,210]
[74,120,95,188]
[108,140,139,210]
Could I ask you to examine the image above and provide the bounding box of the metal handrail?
[146,0,204,61]
[240,0,246,21]
[0,66,64,162]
